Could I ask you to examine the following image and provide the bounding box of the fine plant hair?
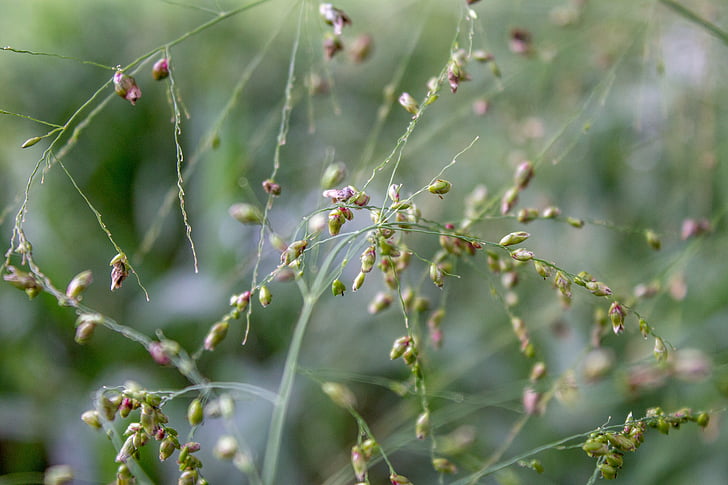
[1,1,727,484]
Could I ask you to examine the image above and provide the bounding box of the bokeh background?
[1,0,727,483]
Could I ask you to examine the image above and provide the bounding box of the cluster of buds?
[3,265,42,299]
[319,4,352,59]
[447,49,471,93]
[582,408,709,479]
[322,186,370,236]
[389,336,422,379]
[440,224,481,257]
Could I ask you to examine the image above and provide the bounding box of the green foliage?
[1,1,728,484]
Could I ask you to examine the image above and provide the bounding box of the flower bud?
[231,291,251,311]
[605,432,635,452]
[152,58,169,80]
[328,208,346,235]
[349,34,373,63]
[352,271,366,291]
[331,279,346,296]
[322,32,343,59]
[432,457,457,474]
[398,92,419,115]
[360,246,376,273]
[21,136,42,148]
[204,321,229,351]
[229,203,263,225]
[499,231,530,246]
[74,319,97,344]
[321,162,347,189]
[529,361,547,382]
[109,253,129,291]
[258,285,272,307]
[390,336,412,360]
[586,281,612,297]
[159,437,177,461]
[280,239,308,265]
[500,186,519,214]
[44,464,74,485]
[645,229,661,250]
[214,435,238,460]
[514,161,534,189]
[608,302,626,335]
[351,445,367,481]
[567,217,584,228]
[582,437,609,457]
[116,464,134,485]
[115,435,137,463]
[389,474,412,484]
[542,206,561,218]
[415,411,430,439]
[428,179,452,197]
[3,265,42,298]
[368,292,393,314]
[653,336,667,362]
[599,463,618,480]
[511,248,534,261]
[696,412,710,428]
[113,71,142,105]
[321,382,356,409]
[429,263,445,288]
[66,270,93,300]
[517,208,539,223]
[81,410,102,429]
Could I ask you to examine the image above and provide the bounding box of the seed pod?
[389,336,411,360]
[368,292,393,314]
[81,410,102,429]
[499,231,530,246]
[511,248,534,261]
[258,285,272,307]
[432,457,457,474]
[645,229,661,250]
[187,399,204,427]
[328,208,346,235]
[653,336,667,362]
[21,136,42,148]
[331,279,346,296]
[608,302,626,335]
[351,445,367,481]
[66,270,93,300]
[428,179,452,197]
[321,382,356,409]
[213,435,238,460]
[542,206,561,218]
[415,411,431,439]
[204,321,229,351]
[500,186,519,214]
[514,161,534,189]
[430,263,445,288]
[229,203,264,225]
[567,217,584,228]
[360,245,376,273]
[352,271,366,291]
[262,179,282,196]
[152,58,169,80]
[389,474,412,484]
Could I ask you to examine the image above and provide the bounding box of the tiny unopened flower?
[178,470,198,485]
[229,203,263,225]
[147,341,172,365]
[74,319,97,344]
[349,34,373,63]
[523,387,542,415]
[599,463,618,480]
[159,437,177,461]
[360,245,376,273]
[231,290,251,311]
[22,136,42,148]
[81,410,102,429]
[204,321,229,351]
[681,218,711,239]
[553,271,571,297]
[321,162,347,189]
[500,186,519,214]
[321,382,356,409]
[605,451,624,469]
[152,58,169,80]
[280,239,308,266]
[511,248,534,261]
[605,432,636,452]
[398,92,419,115]
[213,435,238,460]
[533,260,551,278]
[368,292,393,314]
[567,217,584,228]
[352,271,366,291]
[499,231,531,247]
[262,179,282,196]
[542,206,561,218]
[514,161,534,189]
[653,336,667,362]
[429,262,445,288]
[608,302,626,335]
[696,412,710,428]
[530,361,547,382]
[415,411,431,439]
[319,3,352,35]
[582,437,609,457]
[323,32,343,59]
[517,208,539,223]
[428,179,452,197]
[331,279,346,296]
[351,445,367,481]
[66,270,93,300]
[113,71,142,105]
[645,229,661,250]
[100,394,120,421]
[389,474,412,485]
[586,281,612,297]
[432,457,457,474]
[116,464,134,485]
[115,435,137,463]
[638,318,651,338]
[322,185,355,203]
[258,285,272,307]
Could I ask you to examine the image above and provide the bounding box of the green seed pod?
[74,320,97,345]
[321,382,356,409]
[605,432,636,452]
[352,271,366,292]
[204,321,229,351]
[605,451,624,468]
[638,318,651,338]
[645,229,661,250]
[517,207,539,223]
[229,203,264,225]
[542,206,561,218]
[430,263,445,288]
[116,464,134,485]
[178,470,198,485]
[582,438,609,457]
[499,231,530,246]
[567,217,584,228]
[81,410,102,429]
[21,136,42,148]
[321,162,347,189]
[159,437,177,461]
[432,457,458,474]
[599,463,618,480]
[331,279,346,296]
[696,412,710,428]
[360,245,376,273]
[328,208,346,235]
[258,285,272,307]
[187,399,204,427]
[415,411,431,439]
[428,179,452,196]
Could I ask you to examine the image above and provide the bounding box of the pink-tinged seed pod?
[66,270,93,300]
[152,58,169,80]
[608,302,626,335]
[113,71,142,105]
[204,321,229,351]
[390,336,412,360]
[398,92,419,115]
[500,186,519,214]
[351,445,367,481]
[514,161,534,189]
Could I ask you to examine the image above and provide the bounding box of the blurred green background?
[1,0,727,483]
